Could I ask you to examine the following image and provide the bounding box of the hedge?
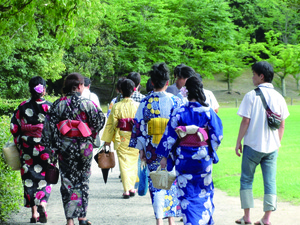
[0,115,23,222]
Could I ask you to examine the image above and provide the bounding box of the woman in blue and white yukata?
[157,76,223,225]
[129,63,182,225]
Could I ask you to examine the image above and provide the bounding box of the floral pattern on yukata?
[157,101,223,225]
[129,91,182,219]
[41,92,105,219]
[10,98,52,207]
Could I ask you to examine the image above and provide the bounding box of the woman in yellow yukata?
[101,79,140,198]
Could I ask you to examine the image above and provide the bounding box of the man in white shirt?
[235,61,289,225]
[82,77,101,110]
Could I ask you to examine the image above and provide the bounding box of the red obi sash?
[175,126,209,147]
[21,122,44,137]
[117,118,134,131]
[57,120,92,137]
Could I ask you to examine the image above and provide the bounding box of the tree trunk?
[297,79,299,91]
[227,76,232,93]
[281,76,286,97]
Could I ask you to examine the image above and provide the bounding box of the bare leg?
[243,208,251,223]
[31,206,39,219]
[168,217,175,225]
[67,218,74,225]
[259,211,272,225]
[236,208,251,224]
[156,218,163,225]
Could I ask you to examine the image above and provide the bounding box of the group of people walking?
[10,61,288,225]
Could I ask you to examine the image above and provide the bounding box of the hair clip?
[34,84,44,93]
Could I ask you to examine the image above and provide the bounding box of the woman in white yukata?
[129,63,182,225]
[157,76,223,225]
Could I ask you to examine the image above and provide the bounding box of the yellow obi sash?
[147,118,169,144]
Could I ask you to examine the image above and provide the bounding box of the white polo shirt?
[204,89,219,111]
[237,83,289,153]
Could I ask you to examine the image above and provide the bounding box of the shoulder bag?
[255,88,282,130]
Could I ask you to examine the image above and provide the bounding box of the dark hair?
[127,72,141,87]
[146,78,154,93]
[185,76,208,107]
[62,73,84,94]
[177,66,196,79]
[116,77,126,92]
[29,76,46,100]
[252,61,274,83]
[174,63,186,78]
[84,77,91,87]
[121,79,135,97]
[196,73,202,82]
[149,63,169,89]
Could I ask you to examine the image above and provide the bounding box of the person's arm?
[214,108,219,114]
[278,120,285,142]
[235,117,250,157]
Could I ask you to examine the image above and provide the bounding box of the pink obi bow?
[117,118,134,131]
[21,122,44,137]
[57,120,92,137]
[175,125,208,147]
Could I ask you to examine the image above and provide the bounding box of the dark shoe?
[123,193,130,199]
[30,217,38,223]
[37,205,47,223]
[129,190,136,197]
[79,219,92,225]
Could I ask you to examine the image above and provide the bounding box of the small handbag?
[45,160,59,184]
[149,166,176,190]
[95,145,115,169]
[255,88,282,130]
[2,135,21,170]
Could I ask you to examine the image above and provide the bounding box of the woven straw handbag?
[149,166,176,190]
[3,136,21,170]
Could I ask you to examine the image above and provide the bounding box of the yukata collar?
[258,83,274,89]
[152,91,167,97]
[188,101,202,107]
[65,91,81,97]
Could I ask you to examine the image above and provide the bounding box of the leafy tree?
[249,31,300,97]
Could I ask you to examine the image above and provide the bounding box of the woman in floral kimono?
[102,79,140,198]
[129,63,182,225]
[41,73,105,225]
[10,76,52,223]
[157,76,223,225]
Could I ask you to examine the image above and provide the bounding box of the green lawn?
[214,105,300,205]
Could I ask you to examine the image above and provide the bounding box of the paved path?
[4,152,300,225]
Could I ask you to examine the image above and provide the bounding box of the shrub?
[0,115,23,222]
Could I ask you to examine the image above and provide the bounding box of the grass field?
[214,105,300,205]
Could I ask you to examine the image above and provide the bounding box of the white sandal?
[235,217,252,224]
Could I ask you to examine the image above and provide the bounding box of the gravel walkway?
[4,153,300,225]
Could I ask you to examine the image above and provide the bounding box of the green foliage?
[0,115,23,222]
[0,99,25,116]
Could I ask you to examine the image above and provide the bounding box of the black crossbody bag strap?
[255,87,269,110]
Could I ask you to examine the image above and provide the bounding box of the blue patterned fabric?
[156,101,223,225]
[129,91,182,219]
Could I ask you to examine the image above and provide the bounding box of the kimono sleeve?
[208,108,223,152]
[10,103,24,147]
[129,101,147,151]
[101,103,119,143]
[87,101,106,138]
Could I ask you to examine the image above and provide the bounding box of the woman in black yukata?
[41,73,106,225]
[10,76,52,223]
